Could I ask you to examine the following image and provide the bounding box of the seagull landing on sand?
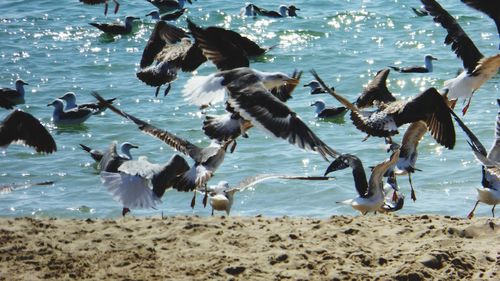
[183,67,339,161]
[101,154,190,216]
[92,92,233,208]
[325,149,400,215]
[421,0,500,115]
[311,70,456,150]
[80,0,120,16]
[450,102,500,219]
[0,79,28,109]
[47,99,93,125]
[89,16,139,35]
[80,141,138,171]
[199,175,335,216]
[311,100,347,119]
[389,54,438,73]
[145,9,187,21]
[58,92,115,115]
[0,110,56,154]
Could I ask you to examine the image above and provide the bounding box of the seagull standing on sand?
[58,92,115,115]
[183,67,339,161]
[47,99,93,125]
[89,16,139,35]
[0,79,28,109]
[450,103,500,218]
[324,149,400,215]
[0,110,56,154]
[79,0,120,16]
[421,0,500,115]
[389,54,438,73]
[311,70,456,149]
[101,154,190,216]
[311,100,347,119]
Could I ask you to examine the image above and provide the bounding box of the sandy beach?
[0,215,498,280]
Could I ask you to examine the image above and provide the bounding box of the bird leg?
[408,173,416,202]
[190,191,196,208]
[155,86,161,97]
[163,83,172,96]
[104,0,108,16]
[492,204,496,218]
[467,200,479,219]
[362,135,370,142]
[113,0,120,14]
[229,140,237,153]
[462,96,472,115]
[202,185,208,207]
[211,208,214,216]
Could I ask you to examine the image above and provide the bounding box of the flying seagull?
[92,92,233,208]
[47,99,93,125]
[461,0,500,49]
[58,92,115,115]
[421,0,500,115]
[0,79,28,109]
[137,20,206,97]
[199,175,334,216]
[79,0,120,16]
[80,141,139,171]
[145,9,187,21]
[389,54,438,73]
[311,69,456,149]
[183,67,340,161]
[101,154,190,216]
[0,110,56,154]
[89,16,139,35]
[325,149,400,215]
[450,102,500,218]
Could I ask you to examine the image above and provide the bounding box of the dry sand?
[0,215,498,280]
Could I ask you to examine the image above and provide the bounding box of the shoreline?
[0,215,498,280]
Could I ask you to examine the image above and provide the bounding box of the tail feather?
[182,74,226,107]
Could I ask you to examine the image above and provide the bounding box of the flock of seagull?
[1,0,500,218]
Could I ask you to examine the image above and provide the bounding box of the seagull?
[92,92,233,208]
[47,99,93,125]
[240,3,257,17]
[354,68,396,109]
[461,0,500,49]
[136,20,206,97]
[79,0,120,16]
[145,0,191,13]
[101,154,190,216]
[252,4,289,18]
[450,103,500,218]
[387,121,427,201]
[0,110,56,154]
[202,70,302,149]
[421,0,500,115]
[183,67,339,161]
[380,171,406,212]
[145,9,187,21]
[200,175,335,216]
[411,7,428,17]
[311,70,456,149]
[89,16,140,35]
[80,142,138,169]
[324,149,400,215]
[304,80,335,95]
[58,92,115,115]
[287,5,300,17]
[389,54,438,73]
[0,79,28,109]
[310,100,347,119]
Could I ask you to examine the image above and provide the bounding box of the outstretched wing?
[461,0,500,36]
[140,21,187,68]
[355,68,396,109]
[0,110,56,154]
[420,0,483,73]
[270,70,302,103]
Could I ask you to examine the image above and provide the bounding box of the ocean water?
[0,0,498,219]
